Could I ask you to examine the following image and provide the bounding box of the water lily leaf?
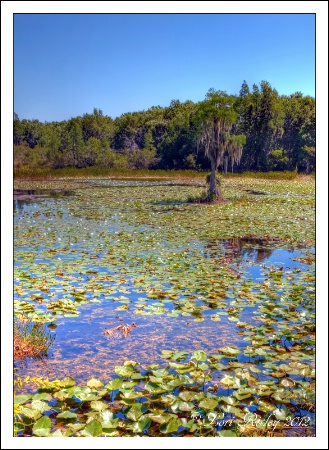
[102,428,119,436]
[161,350,174,357]
[51,429,64,437]
[257,400,276,411]
[254,348,267,356]
[59,377,76,388]
[87,378,104,389]
[20,407,42,420]
[159,418,181,434]
[106,378,123,390]
[271,370,286,378]
[219,347,240,356]
[211,363,226,371]
[194,317,205,322]
[228,316,239,322]
[191,350,207,362]
[75,391,101,402]
[148,413,173,424]
[126,404,144,421]
[83,419,103,437]
[152,368,170,378]
[221,405,244,418]
[167,374,193,387]
[179,401,195,412]
[124,360,138,366]
[67,423,85,431]
[178,391,193,402]
[149,376,165,384]
[14,394,32,404]
[57,410,77,419]
[280,378,295,388]
[256,385,274,397]
[220,375,235,387]
[130,415,152,433]
[131,373,144,380]
[300,367,311,376]
[122,387,145,398]
[211,315,221,321]
[172,351,189,361]
[33,393,52,401]
[91,400,108,411]
[232,388,255,401]
[115,365,135,378]
[32,415,51,436]
[121,381,137,389]
[199,398,219,410]
[273,408,289,420]
[53,390,71,401]
[271,389,291,402]
[220,396,238,406]
[255,380,276,386]
[100,410,114,423]
[31,400,50,413]
[145,382,167,393]
[218,430,236,437]
[169,362,190,371]
[249,367,261,374]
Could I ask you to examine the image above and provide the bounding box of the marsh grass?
[236,170,298,180]
[14,166,300,180]
[14,320,55,360]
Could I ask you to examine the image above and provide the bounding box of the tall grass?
[234,170,298,180]
[14,166,301,180]
[14,166,208,179]
[14,320,55,360]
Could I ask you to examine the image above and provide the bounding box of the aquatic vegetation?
[14,351,315,437]
[103,323,136,338]
[13,176,315,437]
[14,320,55,360]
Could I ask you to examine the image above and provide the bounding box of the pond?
[13,177,315,437]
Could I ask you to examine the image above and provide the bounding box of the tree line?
[14,80,315,173]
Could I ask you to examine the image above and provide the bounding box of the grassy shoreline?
[14,167,308,181]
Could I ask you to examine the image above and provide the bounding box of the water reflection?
[203,237,292,263]
[14,246,308,385]
[14,189,74,199]
[222,237,274,262]
[14,189,75,211]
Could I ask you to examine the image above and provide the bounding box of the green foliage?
[14,320,55,359]
[241,171,298,180]
[13,176,315,437]
[13,82,315,175]
[195,89,246,197]
[14,349,315,437]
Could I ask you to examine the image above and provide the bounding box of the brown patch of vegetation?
[103,323,136,338]
[14,321,55,360]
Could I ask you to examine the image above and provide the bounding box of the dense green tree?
[13,82,315,174]
[280,93,315,171]
[196,89,245,199]
[14,113,25,145]
[237,81,284,170]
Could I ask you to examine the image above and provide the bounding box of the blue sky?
[14,13,315,122]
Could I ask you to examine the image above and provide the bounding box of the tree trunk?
[208,158,223,201]
[224,156,228,175]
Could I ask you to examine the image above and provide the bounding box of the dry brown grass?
[14,320,55,360]
[103,323,136,338]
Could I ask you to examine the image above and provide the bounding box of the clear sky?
[14,13,315,122]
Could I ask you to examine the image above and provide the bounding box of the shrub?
[205,172,221,185]
[14,320,55,360]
